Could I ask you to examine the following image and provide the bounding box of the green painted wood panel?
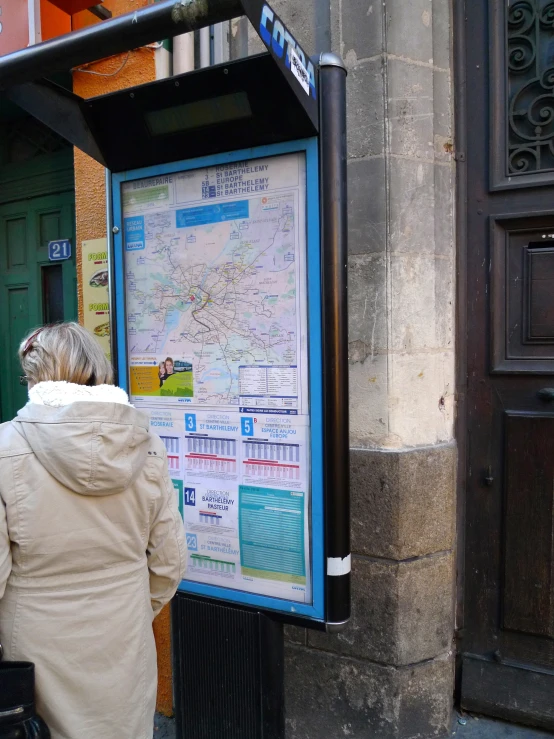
[7,288,30,419]
[0,191,76,422]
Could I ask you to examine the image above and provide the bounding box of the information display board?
[113,139,324,620]
[81,237,111,360]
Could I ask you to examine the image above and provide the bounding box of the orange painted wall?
[72,1,174,717]
[40,1,71,41]
[73,0,155,322]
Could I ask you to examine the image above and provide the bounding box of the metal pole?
[318,52,351,630]
[0,0,243,90]
[199,25,211,68]
[105,170,119,384]
[173,33,195,75]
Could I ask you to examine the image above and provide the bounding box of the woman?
[164,357,174,377]
[0,323,186,739]
[158,360,167,388]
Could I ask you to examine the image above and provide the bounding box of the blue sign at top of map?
[176,201,250,228]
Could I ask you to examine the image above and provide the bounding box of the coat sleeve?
[0,492,11,600]
[147,458,187,619]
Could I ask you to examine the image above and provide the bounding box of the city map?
[123,153,307,412]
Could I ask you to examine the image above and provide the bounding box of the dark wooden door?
[0,192,76,421]
[459,0,554,729]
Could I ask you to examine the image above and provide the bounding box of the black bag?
[0,643,51,738]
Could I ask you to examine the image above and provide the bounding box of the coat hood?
[14,382,151,496]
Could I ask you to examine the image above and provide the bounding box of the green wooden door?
[0,192,76,421]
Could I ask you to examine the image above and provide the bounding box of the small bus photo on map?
[129,355,194,398]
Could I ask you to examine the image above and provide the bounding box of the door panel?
[503,413,554,640]
[6,216,27,269]
[0,192,76,422]
[461,0,554,727]
[6,287,30,422]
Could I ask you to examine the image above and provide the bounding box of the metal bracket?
[88,4,112,20]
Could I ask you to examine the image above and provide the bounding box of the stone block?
[389,253,438,353]
[284,625,307,646]
[308,553,454,665]
[330,0,341,55]
[285,646,453,739]
[270,0,317,52]
[350,444,456,559]
[246,0,316,55]
[434,256,455,349]
[349,353,389,447]
[434,163,455,257]
[395,554,454,664]
[433,70,452,147]
[348,253,387,361]
[342,0,384,61]
[387,252,453,352]
[388,158,435,254]
[431,0,451,72]
[309,556,397,663]
[348,157,387,254]
[347,60,385,159]
[387,350,455,447]
[385,0,434,65]
[387,59,434,161]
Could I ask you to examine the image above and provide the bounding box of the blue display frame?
[111,138,324,622]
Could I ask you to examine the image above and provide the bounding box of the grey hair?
[19,323,113,387]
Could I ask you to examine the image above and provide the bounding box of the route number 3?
[185,414,196,432]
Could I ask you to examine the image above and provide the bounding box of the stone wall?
[239,0,457,737]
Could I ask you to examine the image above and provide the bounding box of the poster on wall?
[120,151,313,606]
[81,238,110,360]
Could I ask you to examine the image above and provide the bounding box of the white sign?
[290,47,310,95]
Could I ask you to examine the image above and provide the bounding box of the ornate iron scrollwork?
[508,0,554,174]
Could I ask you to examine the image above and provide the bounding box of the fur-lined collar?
[29,381,130,408]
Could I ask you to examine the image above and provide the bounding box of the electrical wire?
[72,42,162,77]
[73,51,130,76]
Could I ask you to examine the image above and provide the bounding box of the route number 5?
[241,417,254,436]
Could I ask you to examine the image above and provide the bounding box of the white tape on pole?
[327,554,351,577]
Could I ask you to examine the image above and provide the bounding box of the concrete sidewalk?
[153,713,176,738]
[453,714,553,739]
[154,712,554,738]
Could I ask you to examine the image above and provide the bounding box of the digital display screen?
[145,92,252,137]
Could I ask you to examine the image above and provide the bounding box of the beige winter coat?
[0,382,187,739]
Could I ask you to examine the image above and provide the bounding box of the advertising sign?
[81,237,110,360]
[113,139,324,619]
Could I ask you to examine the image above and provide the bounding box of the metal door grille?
[172,594,284,739]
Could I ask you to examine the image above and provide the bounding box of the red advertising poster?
[0,1,33,56]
